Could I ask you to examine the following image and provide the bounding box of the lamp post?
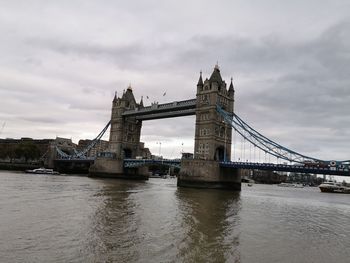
[156,142,162,157]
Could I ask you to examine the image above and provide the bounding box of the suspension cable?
[215,105,343,165]
[233,129,236,161]
[56,120,111,159]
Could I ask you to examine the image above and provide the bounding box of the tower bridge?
[54,64,350,189]
[89,64,241,189]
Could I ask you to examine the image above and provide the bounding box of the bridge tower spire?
[197,70,203,93]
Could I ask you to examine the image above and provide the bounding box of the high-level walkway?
[122,99,196,120]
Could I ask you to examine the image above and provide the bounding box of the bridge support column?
[178,159,241,190]
[89,157,149,180]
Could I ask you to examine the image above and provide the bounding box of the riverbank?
[0,162,41,171]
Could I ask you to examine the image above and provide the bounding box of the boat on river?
[319,181,350,194]
[25,168,60,175]
[277,183,304,188]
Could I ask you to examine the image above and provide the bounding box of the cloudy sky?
[1,0,350,162]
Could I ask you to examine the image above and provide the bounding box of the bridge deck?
[123,159,350,176]
[220,161,350,176]
[54,158,95,163]
[54,158,350,177]
[124,158,181,168]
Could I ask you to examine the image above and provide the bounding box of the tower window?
[200,128,210,136]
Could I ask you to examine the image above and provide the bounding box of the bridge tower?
[89,86,148,179]
[109,86,142,158]
[194,65,234,161]
[178,65,241,190]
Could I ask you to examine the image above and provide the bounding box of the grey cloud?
[26,37,147,69]
[160,21,350,158]
[67,101,110,112]
[14,19,350,160]
[20,116,65,124]
[1,1,350,162]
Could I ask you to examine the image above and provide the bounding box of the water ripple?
[0,172,349,262]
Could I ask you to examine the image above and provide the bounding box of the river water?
[0,171,349,263]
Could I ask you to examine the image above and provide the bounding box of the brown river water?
[0,170,349,263]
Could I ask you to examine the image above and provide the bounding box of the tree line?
[0,141,41,163]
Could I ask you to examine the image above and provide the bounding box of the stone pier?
[89,157,149,180]
[178,159,241,190]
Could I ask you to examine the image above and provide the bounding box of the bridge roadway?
[124,159,350,177]
[54,158,350,177]
[122,99,196,120]
[124,158,182,169]
[220,161,350,176]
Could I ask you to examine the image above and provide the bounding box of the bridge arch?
[123,148,132,158]
[214,146,225,161]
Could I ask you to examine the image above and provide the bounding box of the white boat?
[319,181,350,194]
[25,168,60,175]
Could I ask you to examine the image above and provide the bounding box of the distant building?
[54,137,75,147]
[139,142,152,159]
[287,172,322,185]
[250,169,287,184]
[0,138,54,163]
[77,139,109,158]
